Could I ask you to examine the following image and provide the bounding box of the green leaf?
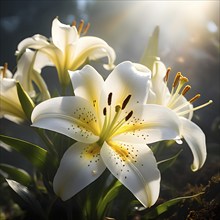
[157,149,183,173]
[143,192,204,219]
[16,82,35,121]
[6,179,46,219]
[97,180,122,219]
[0,135,47,170]
[140,26,160,71]
[0,163,32,186]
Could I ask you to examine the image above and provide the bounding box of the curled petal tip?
[175,137,183,144]
[191,164,197,172]
[103,63,115,70]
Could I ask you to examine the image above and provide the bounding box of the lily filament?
[98,93,133,146]
[164,68,213,117]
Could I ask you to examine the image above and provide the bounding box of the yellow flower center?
[97,93,133,146]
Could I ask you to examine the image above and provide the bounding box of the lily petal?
[53,142,106,201]
[100,141,160,207]
[113,104,180,144]
[31,96,99,143]
[14,49,51,100]
[31,69,51,100]
[147,61,170,105]
[34,50,54,71]
[14,49,37,97]
[69,65,104,106]
[36,45,67,85]
[0,78,26,123]
[14,49,35,95]
[100,61,151,113]
[16,34,49,56]
[152,60,166,80]
[36,45,63,69]
[71,36,116,70]
[51,17,78,52]
[180,117,207,171]
[170,95,193,120]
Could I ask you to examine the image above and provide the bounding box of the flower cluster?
[0,17,212,218]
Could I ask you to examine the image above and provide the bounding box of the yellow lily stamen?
[0,63,8,78]
[171,72,182,93]
[77,20,84,35]
[181,85,191,96]
[163,67,171,83]
[168,75,188,107]
[98,93,133,145]
[72,19,90,36]
[189,94,201,103]
[164,68,213,116]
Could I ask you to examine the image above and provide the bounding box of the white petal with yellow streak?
[53,142,106,201]
[113,104,180,144]
[69,65,104,107]
[31,96,99,143]
[100,141,160,207]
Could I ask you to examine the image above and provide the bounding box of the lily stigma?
[31,61,181,207]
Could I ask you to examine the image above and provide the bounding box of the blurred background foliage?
[0,0,219,219]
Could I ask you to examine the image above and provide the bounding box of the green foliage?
[6,179,46,219]
[140,26,160,71]
[97,179,122,219]
[142,192,204,219]
[0,135,47,170]
[16,82,35,121]
[157,149,183,173]
[0,164,32,186]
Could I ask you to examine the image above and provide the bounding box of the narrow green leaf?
[16,82,35,121]
[97,180,122,218]
[6,179,46,219]
[0,135,47,170]
[140,26,160,71]
[0,163,32,186]
[157,149,183,173]
[143,192,204,219]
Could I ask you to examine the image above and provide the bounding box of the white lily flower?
[16,18,116,87]
[0,64,26,123]
[31,61,180,207]
[148,61,212,171]
[14,49,50,100]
